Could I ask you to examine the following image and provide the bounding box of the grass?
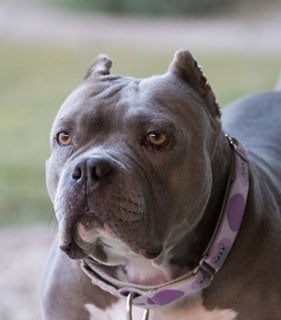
[0,42,280,225]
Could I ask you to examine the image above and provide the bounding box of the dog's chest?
[85,298,238,320]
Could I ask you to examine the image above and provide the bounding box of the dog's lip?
[60,241,87,259]
[86,252,131,268]
[86,243,163,266]
[86,255,120,267]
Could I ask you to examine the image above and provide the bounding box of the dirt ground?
[0,225,56,320]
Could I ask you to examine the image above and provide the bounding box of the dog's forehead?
[55,78,127,118]
[52,72,196,134]
[52,78,129,133]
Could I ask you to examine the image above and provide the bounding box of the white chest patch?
[77,223,174,285]
[85,296,238,320]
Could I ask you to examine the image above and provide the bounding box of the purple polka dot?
[147,289,185,305]
[227,194,245,231]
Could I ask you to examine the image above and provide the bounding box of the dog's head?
[46,51,221,284]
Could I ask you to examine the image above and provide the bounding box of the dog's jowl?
[41,51,281,320]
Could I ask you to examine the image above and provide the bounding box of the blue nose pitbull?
[41,51,281,320]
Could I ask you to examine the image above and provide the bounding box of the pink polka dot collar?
[81,134,249,309]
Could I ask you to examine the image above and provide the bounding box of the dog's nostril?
[90,160,112,180]
[72,166,82,181]
[95,162,111,178]
[71,158,113,184]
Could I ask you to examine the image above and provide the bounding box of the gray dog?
[41,51,281,320]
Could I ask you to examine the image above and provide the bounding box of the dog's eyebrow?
[127,107,176,126]
[125,111,177,135]
[52,117,76,134]
[78,109,111,134]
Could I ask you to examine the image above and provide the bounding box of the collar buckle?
[199,259,216,282]
[194,256,216,283]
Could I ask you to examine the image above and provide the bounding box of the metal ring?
[126,293,149,320]
[126,293,134,320]
[143,308,149,320]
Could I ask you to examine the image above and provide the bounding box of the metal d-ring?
[142,308,149,320]
[127,292,149,320]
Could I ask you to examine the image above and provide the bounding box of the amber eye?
[146,131,168,147]
[57,131,72,146]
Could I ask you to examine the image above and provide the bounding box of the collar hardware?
[127,293,149,320]
[197,258,216,283]
[225,133,237,149]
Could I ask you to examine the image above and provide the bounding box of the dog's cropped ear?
[84,55,112,80]
[168,50,220,119]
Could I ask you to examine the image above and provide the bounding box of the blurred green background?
[0,0,281,226]
[54,0,230,15]
[53,0,277,15]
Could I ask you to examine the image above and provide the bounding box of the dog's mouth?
[59,224,174,286]
[54,173,173,285]
[59,219,163,265]
[56,206,190,286]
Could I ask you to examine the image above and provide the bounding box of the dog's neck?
[169,131,234,271]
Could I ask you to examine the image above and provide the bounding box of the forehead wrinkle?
[125,84,178,129]
[76,86,137,136]
[87,75,136,100]
[88,81,124,100]
[57,77,129,117]
[126,107,177,130]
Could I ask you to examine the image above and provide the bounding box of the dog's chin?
[75,240,163,272]
[84,245,174,286]
[60,231,177,286]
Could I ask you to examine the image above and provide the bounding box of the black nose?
[72,157,113,184]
